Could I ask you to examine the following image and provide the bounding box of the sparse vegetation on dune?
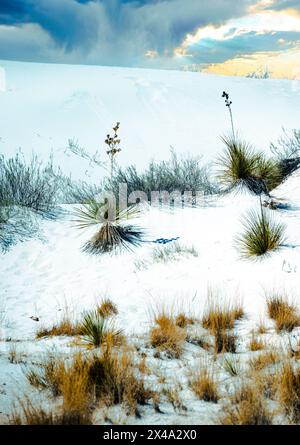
[24,344,154,422]
[236,204,286,258]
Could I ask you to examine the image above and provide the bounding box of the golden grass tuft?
[220,397,273,425]
[175,313,195,328]
[221,381,274,425]
[26,344,153,417]
[276,362,300,423]
[266,295,300,332]
[189,365,219,403]
[10,399,92,425]
[202,299,243,354]
[249,333,265,351]
[249,351,279,372]
[36,317,82,339]
[150,312,187,359]
[202,300,244,332]
[97,298,118,318]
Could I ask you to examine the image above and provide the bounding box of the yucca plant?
[80,310,122,347]
[73,200,144,254]
[236,203,286,258]
[218,136,281,195]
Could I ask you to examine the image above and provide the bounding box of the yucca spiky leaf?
[80,310,122,347]
[218,136,282,194]
[236,206,286,258]
[73,200,140,230]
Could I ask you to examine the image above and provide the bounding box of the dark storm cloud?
[0,0,255,64]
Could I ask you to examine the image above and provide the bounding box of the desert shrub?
[271,129,300,161]
[80,310,122,347]
[218,136,282,194]
[0,153,61,217]
[266,295,300,332]
[189,365,219,402]
[0,205,39,251]
[276,362,300,423]
[105,150,219,203]
[236,205,286,258]
[150,311,186,358]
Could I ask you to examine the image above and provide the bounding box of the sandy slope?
[0,60,300,181]
[1,61,300,424]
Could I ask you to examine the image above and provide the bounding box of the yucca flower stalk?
[222,91,235,140]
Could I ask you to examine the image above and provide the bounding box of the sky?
[0,0,300,78]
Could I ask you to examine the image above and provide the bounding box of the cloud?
[0,0,254,65]
[184,29,300,65]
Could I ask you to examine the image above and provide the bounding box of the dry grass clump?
[152,242,198,264]
[97,298,118,318]
[11,400,92,425]
[189,365,219,403]
[266,295,300,332]
[276,362,300,423]
[175,313,195,328]
[202,299,243,354]
[236,206,286,259]
[221,384,273,425]
[25,345,152,417]
[202,301,244,331]
[150,313,186,359]
[36,316,82,339]
[249,333,265,351]
[249,351,279,372]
